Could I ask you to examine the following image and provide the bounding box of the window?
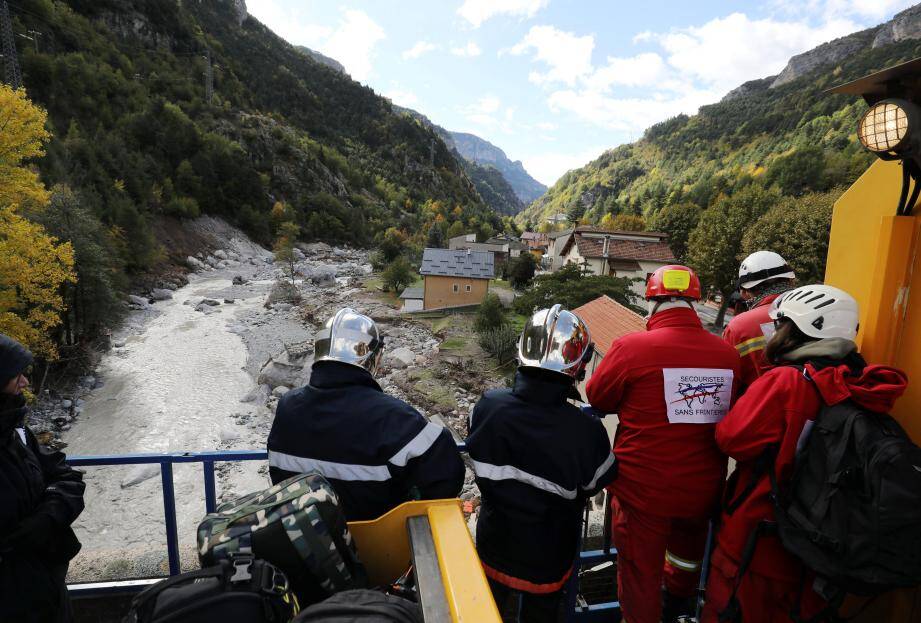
[453,284,459,293]
[465,284,471,292]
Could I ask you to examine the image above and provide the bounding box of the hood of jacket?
[781,338,908,413]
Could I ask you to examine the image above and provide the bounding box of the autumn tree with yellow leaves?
[0,86,75,358]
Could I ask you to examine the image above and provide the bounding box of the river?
[64,271,274,579]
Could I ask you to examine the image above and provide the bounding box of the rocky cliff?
[772,3,921,88]
[448,132,547,204]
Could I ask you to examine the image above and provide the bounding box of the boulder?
[186,256,206,270]
[272,385,291,398]
[150,288,173,301]
[61,399,73,409]
[205,256,221,268]
[386,347,416,369]
[257,351,310,389]
[223,298,235,304]
[307,267,337,287]
[293,248,306,262]
[303,242,332,255]
[240,385,271,405]
[127,295,150,308]
[214,249,229,260]
[232,275,246,285]
[200,299,221,306]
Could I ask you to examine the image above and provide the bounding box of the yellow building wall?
[825,159,921,622]
[423,275,489,310]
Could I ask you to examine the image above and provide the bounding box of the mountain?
[518,4,921,228]
[447,132,547,204]
[11,0,499,261]
[391,105,544,214]
[296,46,347,75]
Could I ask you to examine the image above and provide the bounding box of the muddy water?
[65,273,271,575]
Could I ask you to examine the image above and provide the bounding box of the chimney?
[602,235,610,258]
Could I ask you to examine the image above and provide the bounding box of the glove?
[2,512,58,555]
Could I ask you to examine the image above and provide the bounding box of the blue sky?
[246,0,918,186]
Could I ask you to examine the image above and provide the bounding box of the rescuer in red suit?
[722,251,796,389]
[702,285,907,623]
[586,265,741,623]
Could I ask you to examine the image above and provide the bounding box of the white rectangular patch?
[760,322,776,340]
[663,368,734,424]
[15,428,26,445]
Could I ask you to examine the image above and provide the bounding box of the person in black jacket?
[267,308,464,521]
[467,305,618,623]
[0,334,86,623]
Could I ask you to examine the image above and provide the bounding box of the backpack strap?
[724,446,775,516]
[717,520,777,622]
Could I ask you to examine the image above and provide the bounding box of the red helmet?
[646,265,701,301]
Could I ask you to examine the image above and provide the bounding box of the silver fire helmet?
[314,308,384,375]
[518,304,594,379]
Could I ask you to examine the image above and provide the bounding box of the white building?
[557,227,677,299]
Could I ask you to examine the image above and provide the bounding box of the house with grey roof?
[418,248,494,310]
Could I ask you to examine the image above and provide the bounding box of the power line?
[0,0,22,88]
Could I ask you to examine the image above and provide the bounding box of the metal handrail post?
[203,460,217,514]
[159,461,180,576]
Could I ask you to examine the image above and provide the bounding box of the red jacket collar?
[646,306,703,331]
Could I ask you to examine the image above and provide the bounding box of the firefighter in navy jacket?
[467,305,617,623]
[586,266,741,623]
[267,308,464,521]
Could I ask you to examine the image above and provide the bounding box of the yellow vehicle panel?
[348,499,502,623]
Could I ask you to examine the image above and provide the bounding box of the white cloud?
[403,40,438,60]
[547,87,721,132]
[245,3,384,82]
[322,10,385,82]
[522,146,608,187]
[457,0,549,28]
[383,88,418,107]
[652,12,859,94]
[510,25,595,86]
[585,52,668,90]
[451,41,482,57]
[536,121,557,131]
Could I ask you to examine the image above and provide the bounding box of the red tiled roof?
[573,235,676,262]
[572,295,646,356]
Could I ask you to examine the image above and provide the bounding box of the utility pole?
[27,29,40,52]
[0,0,22,89]
[203,48,213,104]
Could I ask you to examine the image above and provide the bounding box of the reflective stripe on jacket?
[267,361,465,521]
[466,369,617,589]
[722,295,779,389]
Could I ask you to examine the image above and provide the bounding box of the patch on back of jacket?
[662,368,734,424]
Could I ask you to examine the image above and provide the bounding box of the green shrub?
[382,256,415,293]
[477,325,519,364]
[475,293,506,332]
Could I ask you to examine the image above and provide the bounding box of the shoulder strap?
[725,446,775,516]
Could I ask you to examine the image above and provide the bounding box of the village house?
[417,248,494,310]
[520,231,550,259]
[556,227,677,299]
[448,233,518,274]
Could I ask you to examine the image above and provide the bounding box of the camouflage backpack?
[197,472,367,606]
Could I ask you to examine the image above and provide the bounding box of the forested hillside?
[2,0,506,354]
[518,6,921,304]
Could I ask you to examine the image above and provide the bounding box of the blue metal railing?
[67,448,618,620]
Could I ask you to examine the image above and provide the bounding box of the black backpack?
[721,375,921,621]
[774,397,921,593]
[293,590,423,623]
[123,557,300,623]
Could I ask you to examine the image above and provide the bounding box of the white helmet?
[769,285,859,341]
[738,251,795,290]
